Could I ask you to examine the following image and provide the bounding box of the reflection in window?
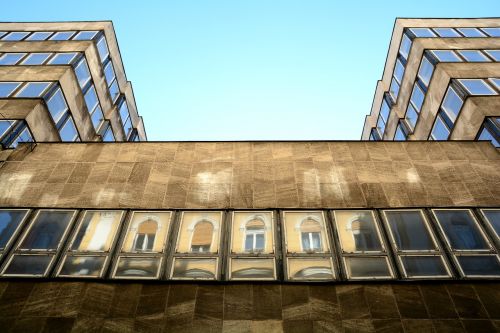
[0,209,29,253]
[400,256,449,277]
[230,258,275,280]
[15,82,52,98]
[287,258,334,280]
[26,32,52,40]
[0,82,22,97]
[114,257,161,279]
[456,255,500,277]
[176,212,221,254]
[171,258,217,280]
[458,79,497,96]
[191,221,214,253]
[458,50,490,62]
[433,28,461,37]
[58,256,106,277]
[283,211,329,253]
[344,257,393,279]
[3,255,53,276]
[21,53,52,65]
[121,211,172,253]
[430,113,450,140]
[431,50,462,62]
[48,52,78,65]
[0,53,26,65]
[481,209,500,240]
[301,218,323,252]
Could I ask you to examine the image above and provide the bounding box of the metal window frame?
[457,79,498,96]
[454,253,500,278]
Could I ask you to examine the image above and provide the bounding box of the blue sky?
[2,1,500,140]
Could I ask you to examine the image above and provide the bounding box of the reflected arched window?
[191,221,213,253]
[244,219,265,252]
[133,219,158,251]
[347,216,376,251]
[300,218,322,252]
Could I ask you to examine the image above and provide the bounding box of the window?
[480,209,500,244]
[84,86,99,114]
[112,211,172,279]
[102,124,115,142]
[283,211,335,281]
[0,53,26,65]
[48,53,78,65]
[1,210,77,277]
[382,210,451,278]
[73,31,98,40]
[389,78,400,101]
[399,33,412,60]
[0,120,15,139]
[457,79,497,95]
[484,50,500,61]
[45,87,68,123]
[394,122,407,141]
[410,83,425,111]
[103,62,116,86]
[478,125,500,148]
[458,50,490,62]
[6,123,33,148]
[393,58,405,84]
[25,32,53,40]
[457,28,487,37]
[15,82,52,98]
[74,58,91,88]
[0,82,22,97]
[57,210,124,278]
[482,27,500,37]
[432,209,500,278]
[49,31,76,40]
[96,36,110,62]
[1,32,29,41]
[430,50,462,62]
[430,114,450,140]
[0,209,30,258]
[433,28,461,37]
[405,104,419,129]
[171,211,223,280]
[409,28,436,38]
[441,86,464,122]
[21,53,52,65]
[417,56,434,87]
[59,116,79,142]
[229,212,275,280]
[118,100,133,138]
[489,78,500,90]
[90,106,104,130]
[333,210,394,280]
[109,80,120,102]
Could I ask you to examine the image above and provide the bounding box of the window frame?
[0,209,31,260]
[479,209,500,247]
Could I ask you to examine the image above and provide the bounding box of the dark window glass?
[385,211,436,250]
[3,255,53,275]
[58,256,106,277]
[478,127,500,148]
[345,257,392,278]
[401,256,449,277]
[0,120,15,139]
[457,255,500,276]
[482,210,500,238]
[0,210,28,250]
[434,210,490,250]
[20,211,74,250]
[114,257,161,278]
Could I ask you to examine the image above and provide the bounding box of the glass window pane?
[230,258,275,280]
[71,211,123,252]
[102,125,115,142]
[344,257,393,279]
[15,82,52,98]
[431,115,450,140]
[73,31,99,40]
[1,32,29,41]
[20,53,52,65]
[431,50,462,62]
[433,28,461,37]
[482,28,500,37]
[0,210,29,250]
[97,36,110,62]
[478,127,500,148]
[74,59,91,88]
[58,255,106,277]
[490,78,500,90]
[389,78,400,100]
[231,211,273,254]
[91,106,104,130]
[376,116,385,137]
[410,28,436,38]
[0,53,26,65]
[457,28,486,37]
[49,31,76,40]
[458,79,497,95]
[171,258,217,280]
[481,209,500,239]
[287,258,334,280]
[119,100,130,124]
[114,257,161,278]
[283,211,329,253]
[441,87,463,121]
[176,212,222,253]
[0,120,15,139]
[384,210,438,251]
[9,127,33,148]
[59,117,79,142]
[417,57,434,87]
[406,104,418,129]
[394,125,406,141]
[3,255,53,276]
[0,82,22,97]
[393,59,405,83]
[458,50,490,62]
[410,84,425,111]
[333,210,383,252]
[433,210,490,250]
[19,210,75,250]
[45,88,68,123]
[121,211,172,253]
[401,256,449,277]
[109,80,120,102]
[399,33,412,60]
[103,62,116,86]
[48,53,78,65]
[379,98,390,122]
[456,255,500,277]
[25,32,53,41]
[484,50,500,61]
[84,86,98,113]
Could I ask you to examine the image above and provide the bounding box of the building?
[362,18,500,147]
[0,22,146,147]
[0,20,498,333]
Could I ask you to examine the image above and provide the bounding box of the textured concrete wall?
[0,280,498,332]
[0,141,498,209]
